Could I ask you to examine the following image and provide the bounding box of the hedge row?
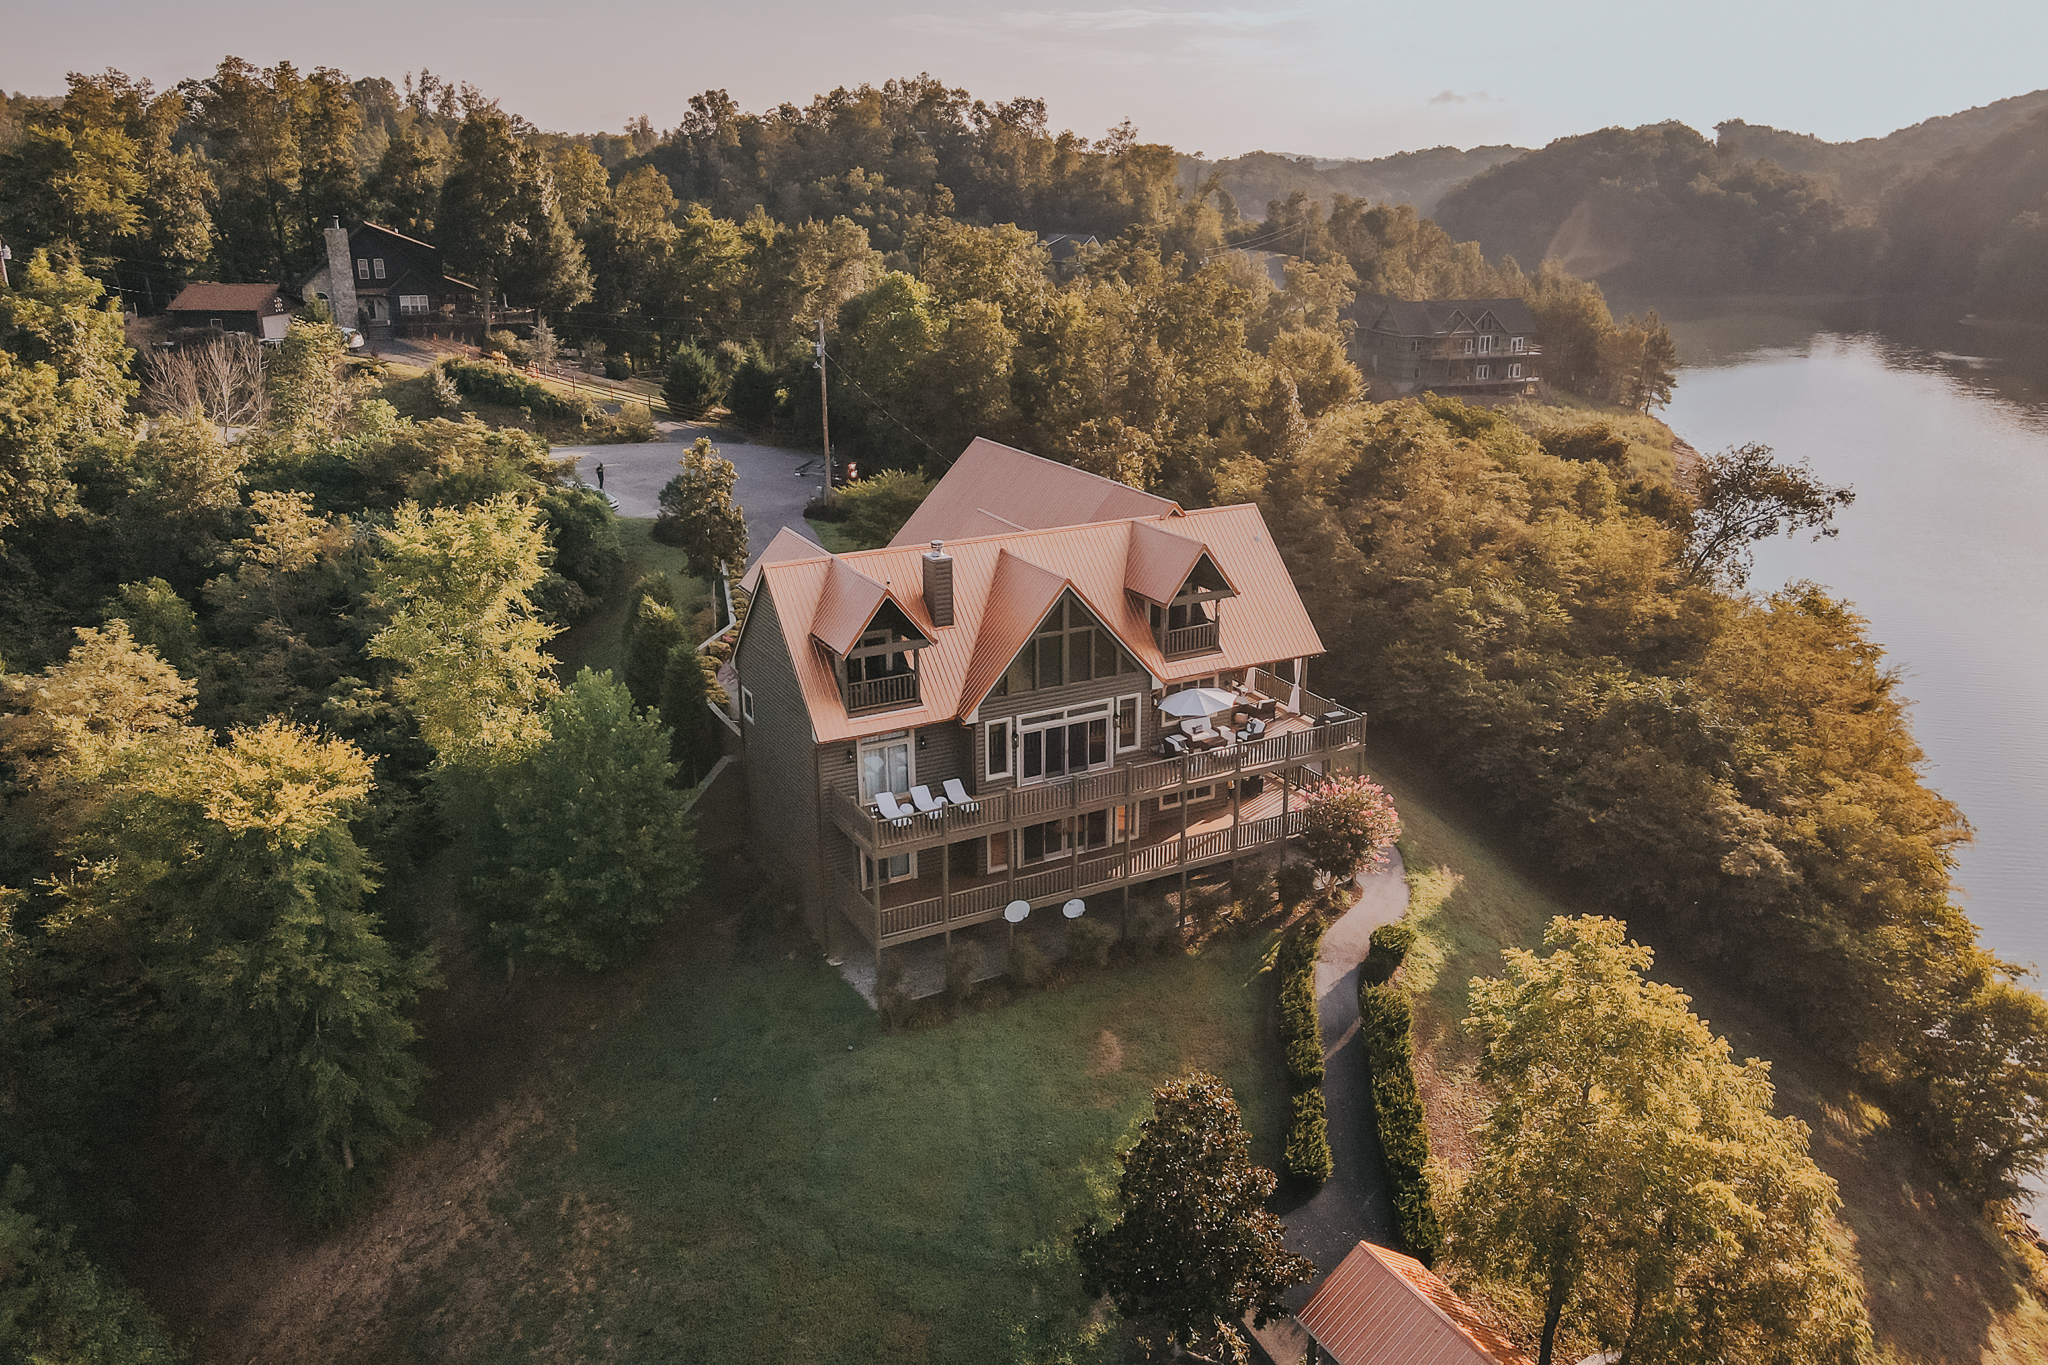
[438,357,594,420]
[1363,922,1416,986]
[1359,981,1444,1265]
[1278,919,1326,1087]
[1285,1089,1334,1184]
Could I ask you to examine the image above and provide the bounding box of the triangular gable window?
[994,590,1139,697]
[1147,554,1234,658]
[837,599,933,713]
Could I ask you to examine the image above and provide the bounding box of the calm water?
[1653,300,2048,978]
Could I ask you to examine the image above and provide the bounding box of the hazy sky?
[7,0,2046,159]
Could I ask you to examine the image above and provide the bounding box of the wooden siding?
[735,584,827,934]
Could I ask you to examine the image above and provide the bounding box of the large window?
[399,294,429,314]
[863,852,913,885]
[1512,336,1527,352]
[997,594,1137,696]
[1019,704,1110,783]
[859,731,911,802]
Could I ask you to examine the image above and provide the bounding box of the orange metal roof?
[1297,1243,1533,1365]
[748,503,1324,744]
[888,437,1180,548]
[740,525,830,594]
[167,282,288,314]
[1125,518,1209,604]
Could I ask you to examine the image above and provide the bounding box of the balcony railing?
[829,697,1364,854]
[845,671,919,713]
[1163,620,1219,656]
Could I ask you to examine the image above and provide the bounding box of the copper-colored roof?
[1298,1243,1534,1365]
[888,438,1180,548]
[1125,518,1208,604]
[740,526,830,594]
[744,503,1324,744]
[167,282,288,315]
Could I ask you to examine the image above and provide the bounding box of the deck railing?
[1163,620,1220,657]
[828,711,1362,853]
[845,671,919,714]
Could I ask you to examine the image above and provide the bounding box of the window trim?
[1476,363,1491,381]
[1508,362,1522,380]
[740,686,755,723]
[1511,335,1526,352]
[1115,693,1142,752]
[356,257,370,279]
[985,720,1011,779]
[372,257,387,280]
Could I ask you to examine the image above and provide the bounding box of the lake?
[1648,298,2048,979]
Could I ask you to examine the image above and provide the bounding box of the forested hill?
[1178,144,1529,219]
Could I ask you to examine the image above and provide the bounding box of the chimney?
[324,217,358,330]
[922,540,954,628]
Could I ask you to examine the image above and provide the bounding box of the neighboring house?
[1042,232,1099,278]
[1349,297,1541,399]
[732,442,1366,955]
[1298,1241,1536,1365]
[299,219,479,340]
[163,282,293,342]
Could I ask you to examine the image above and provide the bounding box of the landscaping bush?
[1359,981,1444,1264]
[1286,1088,1334,1185]
[1068,917,1117,969]
[1278,919,1326,1087]
[943,940,981,1004]
[436,357,591,421]
[876,955,912,1025]
[1129,896,1181,957]
[603,355,632,380]
[1362,922,1416,987]
[1007,933,1051,988]
[664,344,725,418]
[803,493,850,522]
[1276,862,1316,914]
[485,329,529,364]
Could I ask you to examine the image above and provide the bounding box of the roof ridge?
[837,504,1252,564]
[1366,1244,1531,1365]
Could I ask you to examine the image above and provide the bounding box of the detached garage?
[165,282,294,343]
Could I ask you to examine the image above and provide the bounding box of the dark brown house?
[1351,297,1541,399]
[300,219,478,341]
[730,441,1366,955]
[164,282,294,342]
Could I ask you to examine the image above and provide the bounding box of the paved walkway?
[1253,850,1412,1363]
[552,421,823,559]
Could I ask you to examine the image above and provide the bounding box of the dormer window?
[996,592,1138,696]
[1153,557,1232,657]
[835,600,931,714]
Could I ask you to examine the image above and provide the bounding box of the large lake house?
[730,442,1366,954]
[1351,297,1541,399]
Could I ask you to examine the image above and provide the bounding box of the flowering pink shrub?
[1296,775,1402,883]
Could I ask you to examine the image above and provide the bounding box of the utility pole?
[815,317,832,496]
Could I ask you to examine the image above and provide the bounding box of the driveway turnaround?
[551,421,824,561]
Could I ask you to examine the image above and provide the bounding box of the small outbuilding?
[1296,1241,1534,1365]
[164,282,294,342]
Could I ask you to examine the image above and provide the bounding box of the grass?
[806,517,862,554]
[1510,397,1680,486]
[549,517,709,682]
[372,366,664,445]
[1368,746,2048,1364]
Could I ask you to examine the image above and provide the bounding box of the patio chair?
[1162,733,1191,757]
[910,784,949,819]
[1241,717,1267,741]
[942,778,980,813]
[875,791,916,828]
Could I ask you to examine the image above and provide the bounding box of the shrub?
[1363,922,1417,987]
[1297,775,1402,884]
[836,469,933,548]
[943,940,981,1004]
[1007,933,1051,988]
[876,955,912,1025]
[803,493,850,522]
[1278,919,1326,1087]
[616,401,657,441]
[1359,981,1444,1264]
[664,345,724,418]
[1276,862,1316,914]
[603,355,632,381]
[726,346,784,426]
[429,366,462,411]
[1286,1088,1335,1185]
[1130,896,1181,956]
[485,329,529,364]
[436,357,591,420]
[1068,916,1117,968]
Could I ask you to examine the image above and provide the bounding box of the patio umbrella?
[1158,687,1239,719]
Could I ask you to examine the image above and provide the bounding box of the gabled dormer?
[810,558,933,714]
[1125,521,1236,658]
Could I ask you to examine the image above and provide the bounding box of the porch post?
[942,836,952,946]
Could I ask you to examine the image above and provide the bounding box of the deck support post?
[942,837,952,946]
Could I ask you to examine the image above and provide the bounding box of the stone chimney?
[922,540,954,628]
[324,217,358,330]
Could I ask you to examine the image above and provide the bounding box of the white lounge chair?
[942,778,980,813]
[875,791,916,828]
[910,784,948,819]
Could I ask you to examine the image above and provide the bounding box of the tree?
[658,644,720,786]
[1447,917,1872,1365]
[367,494,559,764]
[624,594,688,711]
[437,105,526,330]
[0,248,139,438]
[654,437,748,579]
[49,720,436,1225]
[263,318,348,438]
[835,469,931,548]
[366,125,441,236]
[485,669,697,970]
[1294,774,1400,886]
[1075,1071,1314,1361]
[142,333,269,436]
[1685,442,1855,585]
[663,344,724,419]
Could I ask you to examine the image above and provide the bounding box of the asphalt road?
[552,421,824,564]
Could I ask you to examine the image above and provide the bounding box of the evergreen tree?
[653,438,748,580]
[658,644,718,786]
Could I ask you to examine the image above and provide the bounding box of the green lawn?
[805,517,862,554]
[370,915,1285,1364]
[550,517,709,682]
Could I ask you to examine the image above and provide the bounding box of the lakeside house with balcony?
[1350,297,1541,399]
[729,441,1365,955]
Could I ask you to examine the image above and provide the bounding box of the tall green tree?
[1448,917,1872,1365]
[1075,1071,1314,1359]
[654,438,748,580]
[485,669,697,970]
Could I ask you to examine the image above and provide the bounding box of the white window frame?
[1476,363,1491,381]
[985,720,1011,779]
[1479,334,1494,353]
[1017,702,1112,785]
[1512,336,1526,352]
[1159,784,1217,808]
[1508,363,1523,380]
[373,257,387,280]
[858,730,913,803]
[740,686,754,723]
[399,293,429,314]
[356,257,370,279]
[1463,337,1476,354]
[1115,693,1142,752]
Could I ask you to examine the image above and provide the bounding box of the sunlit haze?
[7,0,2047,158]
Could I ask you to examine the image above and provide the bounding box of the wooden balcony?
[832,781,1315,946]
[1163,620,1220,657]
[845,671,919,713]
